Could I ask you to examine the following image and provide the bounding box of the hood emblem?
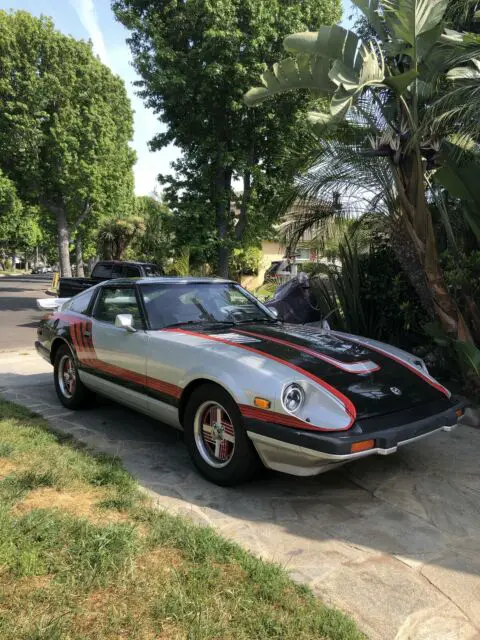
[390,386,402,396]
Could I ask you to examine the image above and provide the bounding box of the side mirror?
[115,313,136,333]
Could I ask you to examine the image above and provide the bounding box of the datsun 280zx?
[36,277,466,485]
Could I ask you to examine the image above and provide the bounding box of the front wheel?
[183,384,261,486]
[53,344,94,409]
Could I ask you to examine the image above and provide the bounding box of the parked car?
[35,277,466,485]
[58,260,163,298]
[31,265,52,274]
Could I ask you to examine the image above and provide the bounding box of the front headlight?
[282,383,305,414]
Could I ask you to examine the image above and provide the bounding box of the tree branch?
[71,201,92,233]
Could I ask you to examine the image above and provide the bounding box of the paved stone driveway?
[1,352,480,640]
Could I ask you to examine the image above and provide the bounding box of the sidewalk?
[0,350,479,640]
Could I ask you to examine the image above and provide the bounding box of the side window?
[68,288,95,315]
[111,264,123,279]
[123,264,141,278]
[93,287,142,327]
[92,263,112,279]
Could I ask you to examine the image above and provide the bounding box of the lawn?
[0,398,365,640]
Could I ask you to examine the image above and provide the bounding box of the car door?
[86,284,148,412]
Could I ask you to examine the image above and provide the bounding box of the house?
[237,198,336,290]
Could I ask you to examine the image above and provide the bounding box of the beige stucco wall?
[241,240,285,291]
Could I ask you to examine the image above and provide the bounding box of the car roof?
[102,277,236,286]
[96,260,159,266]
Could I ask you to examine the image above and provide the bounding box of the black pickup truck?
[58,260,163,298]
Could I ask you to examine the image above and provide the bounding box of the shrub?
[229,246,262,279]
[310,239,429,350]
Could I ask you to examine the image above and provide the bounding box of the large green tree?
[0,10,136,277]
[113,0,341,277]
[245,0,480,343]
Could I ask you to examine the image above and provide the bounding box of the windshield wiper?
[162,320,235,329]
[232,317,278,325]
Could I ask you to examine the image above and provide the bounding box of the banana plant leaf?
[244,55,334,106]
[382,0,448,47]
[434,162,480,242]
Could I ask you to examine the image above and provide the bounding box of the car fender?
[165,337,353,430]
[180,365,252,406]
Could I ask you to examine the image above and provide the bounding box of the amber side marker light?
[254,397,271,409]
[456,408,464,418]
[351,440,375,453]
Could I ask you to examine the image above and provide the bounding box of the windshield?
[140,282,273,329]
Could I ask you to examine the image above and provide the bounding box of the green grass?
[0,398,366,640]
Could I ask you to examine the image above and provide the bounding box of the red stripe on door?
[165,328,356,429]
[54,313,182,401]
[235,329,381,374]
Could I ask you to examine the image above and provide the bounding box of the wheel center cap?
[212,422,224,440]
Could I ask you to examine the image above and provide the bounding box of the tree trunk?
[389,217,435,318]
[87,256,96,276]
[235,143,254,242]
[34,246,39,268]
[214,158,232,278]
[393,156,474,343]
[55,207,72,278]
[75,233,85,277]
[11,250,16,270]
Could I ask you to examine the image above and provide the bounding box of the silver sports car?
[36,277,466,485]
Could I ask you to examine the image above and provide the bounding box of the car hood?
[171,323,449,420]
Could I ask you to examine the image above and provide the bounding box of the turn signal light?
[254,397,271,409]
[351,439,375,453]
[456,408,464,418]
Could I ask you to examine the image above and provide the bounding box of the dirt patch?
[0,460,18,478]
[9,575,52,593]
[73,548,185,640]
[13,487,133,525]
[136,547,184,574]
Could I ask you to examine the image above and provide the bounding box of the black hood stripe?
[330,332,450,399]
[236,329,381,374]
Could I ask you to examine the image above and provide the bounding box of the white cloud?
[70,0,110,66]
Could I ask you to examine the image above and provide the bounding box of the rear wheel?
[53,344,94,409]
[184,384,261,486]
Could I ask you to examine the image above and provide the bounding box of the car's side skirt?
[79,370,182,429]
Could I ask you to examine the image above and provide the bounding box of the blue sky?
[4,0,356,195]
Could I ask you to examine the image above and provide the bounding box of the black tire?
[183,383,261,486]
[53,344,94,409]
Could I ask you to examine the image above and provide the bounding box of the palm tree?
[245,0,480,343]
[98,217,146,260]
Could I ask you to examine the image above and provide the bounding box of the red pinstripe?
[235,329,381,374]
[239,404,331,431]
[330,332,450,398]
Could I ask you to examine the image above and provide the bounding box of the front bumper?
[245,397,467,476]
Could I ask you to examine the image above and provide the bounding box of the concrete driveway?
[1,351,479,640]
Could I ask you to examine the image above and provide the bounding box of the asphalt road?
[0,274,54,351]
